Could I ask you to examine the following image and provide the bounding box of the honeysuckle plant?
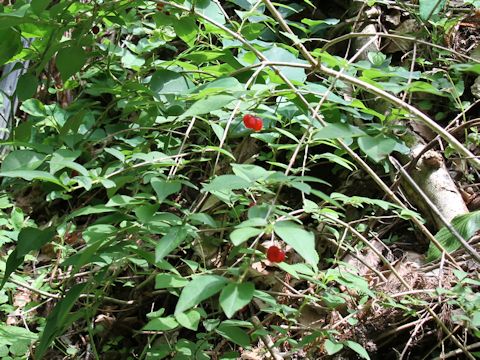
[0,0,478,359]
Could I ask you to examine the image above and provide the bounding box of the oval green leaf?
[274,220,319,267]
[174,275,228,315]
[219,282,255,318]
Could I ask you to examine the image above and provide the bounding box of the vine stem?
[390,156,480,263]
[251,315,284,360]
[319,32,480,63]
[8,277,135,305]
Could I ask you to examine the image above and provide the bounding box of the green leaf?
[237,218,268,228]
[146,344,170,359]
[175,309,202,331]
[178,95,236,120]
[15,227,55,257]
[315,153,356,171]
[0,194,12,210]
[277,262,299,279]
[331,193,396,211]
[367,51,387,66]
[325,339,343,355]
[188,213,218,227]
[155,226,188,262]
[66,205,115,220]
[16,73,38,101]
[204,146,236,160]
[230,227,263,246]
[104,148,125,162]
[471,311,480,327]
[324,268,374,296]
[20,98,46,117]
[290,181,311,194]
[121,49,145,69]
[357,135,398,162]
[155,273,189,289]
[175,275,228,315]
[135,204,159,223]
[253,290,277,306]
[193,0,226,24]
[0,28,22,66]
[11,207,24,231]
[60,238,106,271]
[66,166,92,183]
[59,110,86,138]
[13,122,33,142]
[143,316,179,331]
[231,163,274,182]
[210,121,224,141]
[0,5,30,29]
[427,210,480,261]
[49,152,89,176]
[419,0,446,20]
[35,282,87,359]
[0,227,55,289]
[82,225,117,243]
[185,51,228,65]
[219,282,255,318]
[105,194,143,207]
[31,0,51,15]
[203,175,252,192]
[243,22,265,40]
[303,82,350,105]
[173,16,198,47]
[1,150,45,171]
[197,77,243,94]
[274,221,319,267]
[0,325,36,355]
[406,81,444,96]
[151,178,182,203]
[345,340,371,360]
[215,324,251,347]
[314,123,365,140]
[150,69,194,96]
[56,45,88,81]
[263,46,307,83]
[0,170,64,187]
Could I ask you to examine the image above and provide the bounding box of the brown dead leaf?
[342,239,384,276]
[410,122,436,142]
[240,346,268,360]
[448,12,480,57]
[6,288,33,325]
[298,304,327,330]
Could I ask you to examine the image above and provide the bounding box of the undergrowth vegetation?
[0,0,479,359]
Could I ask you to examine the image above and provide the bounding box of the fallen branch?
[390,156,480,263]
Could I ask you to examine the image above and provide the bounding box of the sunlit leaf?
[175,275,228,315]
[274,221,319,267]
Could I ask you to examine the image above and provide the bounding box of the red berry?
[243,114,255,128]
[252,117,263,131]
[91,25,100,34]
[243,114,263,131]
[266,245,285,263]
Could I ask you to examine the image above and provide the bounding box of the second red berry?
[243,114,263,132]
[266,245,286,263]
